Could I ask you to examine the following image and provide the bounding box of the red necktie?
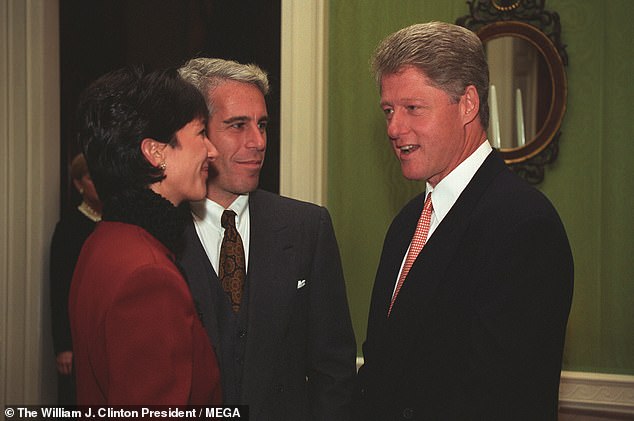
[388,193,433,317]
[219,210,246,313]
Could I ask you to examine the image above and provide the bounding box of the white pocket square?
[297,279,307,289]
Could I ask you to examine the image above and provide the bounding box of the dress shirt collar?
[191,194,250,229]
[426,141,492,224]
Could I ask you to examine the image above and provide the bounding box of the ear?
[140,138,166,167]
[460,85,480,125]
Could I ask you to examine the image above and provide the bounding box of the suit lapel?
[181,220,222,356]
[242,190,297,411]
[388,151,506,319]
[373,195,424,318]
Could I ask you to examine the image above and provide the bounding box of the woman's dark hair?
[76,67,209,203]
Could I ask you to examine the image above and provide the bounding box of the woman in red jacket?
[69,67,221,405]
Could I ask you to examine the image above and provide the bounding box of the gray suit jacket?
[179,189,357,420]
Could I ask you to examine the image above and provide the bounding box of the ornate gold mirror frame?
[457,0,568,184]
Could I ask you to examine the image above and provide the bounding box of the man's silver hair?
[178,57,269,113]
[371,21,489,128]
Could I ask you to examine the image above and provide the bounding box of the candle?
[515,88,525,147]
[489,85,501,148]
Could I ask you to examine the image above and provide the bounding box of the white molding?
[0,0,9,407]
[0,0,59,407]
[280,0,328,205]
[559,371,634,417]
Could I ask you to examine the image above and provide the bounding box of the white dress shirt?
[393,141,493,297]
[191,194,251,274]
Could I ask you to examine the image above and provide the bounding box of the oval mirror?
[478,21,567,163]
[456,0,568,184]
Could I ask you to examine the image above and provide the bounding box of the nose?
[246,123,266,151]
[386,109,408,140]
[204,135,219,160]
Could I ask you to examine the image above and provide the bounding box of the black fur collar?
[102,188,187,254]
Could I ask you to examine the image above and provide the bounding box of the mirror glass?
[485,35,553,150]
[457,0,568,183]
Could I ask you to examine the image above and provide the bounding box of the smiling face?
[380,66,476,187]
[159,117,217,205]
[205,81,268,208]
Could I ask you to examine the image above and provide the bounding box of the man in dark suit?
[178,58,357,420]
[354,22,574,420]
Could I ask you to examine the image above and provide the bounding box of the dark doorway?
[59,0,281,212]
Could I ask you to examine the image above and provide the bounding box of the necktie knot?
[422,192,433,214]
[221,210,237,229]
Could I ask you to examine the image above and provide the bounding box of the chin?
[400,162,429,181]
[195,190,208,201]
[401,169,425,181]
[186,187,207,202]
[238,180,260,194]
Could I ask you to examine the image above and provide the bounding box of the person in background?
[177,57,357,420]
[354,22,574,420]
[69,67,221,404]
[49,153,101,405]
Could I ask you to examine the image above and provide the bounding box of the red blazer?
[69,221,221,405]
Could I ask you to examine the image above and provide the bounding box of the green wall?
[328,0,634,375]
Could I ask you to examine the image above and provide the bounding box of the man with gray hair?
[178,57,356,420]
[354,22,573,420]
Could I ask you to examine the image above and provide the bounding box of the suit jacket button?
[402,408,414,419]
[238,329,247,338]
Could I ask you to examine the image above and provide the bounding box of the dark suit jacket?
[355,152,574,420]
[179,189,357,420]
[50,207,96,355]
[69,222,222,405]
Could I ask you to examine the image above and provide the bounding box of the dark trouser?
[57,372,76,406]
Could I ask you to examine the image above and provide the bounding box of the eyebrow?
[222,115,269,125]
[223,116,249,125]
[380,97,432,109]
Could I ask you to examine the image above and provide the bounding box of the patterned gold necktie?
[219,210,246,313]
[388,193,433,317]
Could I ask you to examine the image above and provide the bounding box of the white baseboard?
[559,371,634,418]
